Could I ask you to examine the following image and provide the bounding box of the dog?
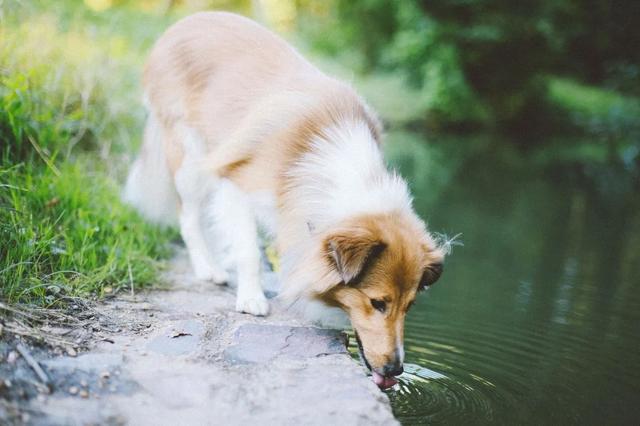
[124,12,446,389]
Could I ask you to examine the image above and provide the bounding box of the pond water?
[365,132,640,424]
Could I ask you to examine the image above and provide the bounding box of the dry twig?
[15,343,52,392]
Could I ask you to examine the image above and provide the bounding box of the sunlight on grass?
[84,0,113,12]
[0,12,151,161]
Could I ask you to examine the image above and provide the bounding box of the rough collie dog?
[124,12,445,389]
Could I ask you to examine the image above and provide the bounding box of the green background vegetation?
[1,0,638,305]
[0,0,178,304]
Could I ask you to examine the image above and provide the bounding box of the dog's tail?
[123,110,179,226]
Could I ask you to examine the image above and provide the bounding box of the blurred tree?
[298,0,640,132]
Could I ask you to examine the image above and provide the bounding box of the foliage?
[297,0,640,133]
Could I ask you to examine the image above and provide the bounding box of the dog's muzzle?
[354,332,402,390]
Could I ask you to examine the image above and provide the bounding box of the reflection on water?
[375,132,640,425]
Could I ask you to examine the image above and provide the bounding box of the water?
[370,132,640,424]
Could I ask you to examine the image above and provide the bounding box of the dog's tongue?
[372,371,398,390]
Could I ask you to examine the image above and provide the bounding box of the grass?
[0,1,179,305]
[0,163,175,305]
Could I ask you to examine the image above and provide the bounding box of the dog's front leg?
[213,179,269,316]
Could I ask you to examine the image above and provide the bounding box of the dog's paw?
[235,293,270,316]
[193,264,229,285]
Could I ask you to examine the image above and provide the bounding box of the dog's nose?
[383,362,404,377]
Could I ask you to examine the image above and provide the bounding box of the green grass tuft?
[0,163,176,305]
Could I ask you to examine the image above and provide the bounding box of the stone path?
[7,252,397,425]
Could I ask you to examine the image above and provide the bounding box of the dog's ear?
[418,262,443,290]
[325,229,385,285]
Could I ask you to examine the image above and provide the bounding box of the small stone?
[168,330,192,338]
[79,389,89,398]
[36,383,50,395]
[104,286,113,294]
[68,386,79,395]
[67,347,77,357]
[3,379,12,388]
[139,302,153,310]
[80,379,88,387]
[6,351,18,364]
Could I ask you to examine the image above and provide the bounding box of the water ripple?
[376,306,640,424]
[388,363,508,425]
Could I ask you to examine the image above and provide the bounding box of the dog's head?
[317,212,444,388]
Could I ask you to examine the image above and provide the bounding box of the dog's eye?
[370,299,386,313]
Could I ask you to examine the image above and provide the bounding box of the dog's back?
[144,12,325,150]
